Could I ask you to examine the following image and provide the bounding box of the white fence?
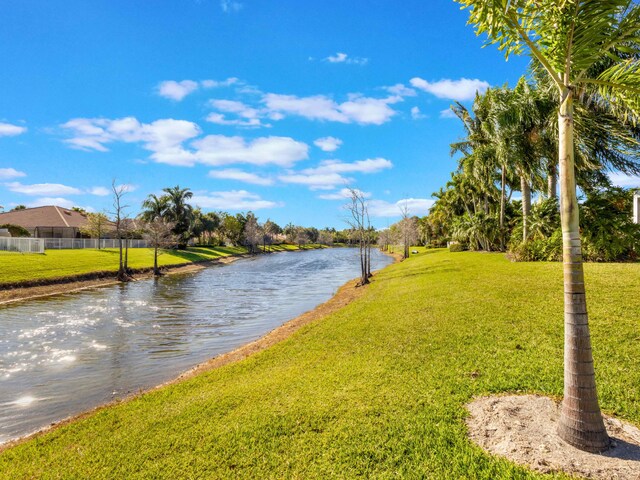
[43,239,150,250]
[0,237,45,254]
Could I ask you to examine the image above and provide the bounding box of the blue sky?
[0,0,534,228]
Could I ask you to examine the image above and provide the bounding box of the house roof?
[0,206,89,229]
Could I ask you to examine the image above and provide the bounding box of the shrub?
[509,229,562,262]
[0,223,31,237]
[449,242,466,253]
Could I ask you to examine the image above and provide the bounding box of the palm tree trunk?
[556,90,609,452]
[548,162,558,199]
[521,175,531,242]
[500,166,506,250]
[153,245,159,276]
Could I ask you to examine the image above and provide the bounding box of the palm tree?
[458,0,640,452]
[140,194,168,222]
[162,186,194,248]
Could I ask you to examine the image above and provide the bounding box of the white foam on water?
[58,355,76,363]
[90,341,107,351]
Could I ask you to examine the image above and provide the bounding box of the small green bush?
[449,242,466,252]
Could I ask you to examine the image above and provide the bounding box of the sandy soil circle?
[466,394,640,479]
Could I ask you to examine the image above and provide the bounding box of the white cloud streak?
[324,52,368,65]
[278,158,392,191]
[368,198,435,217]
[192,190,279,211]
[5,182,83,196]
[410,77,490,101]
[208,169,274,186]
[0,123,27,137]
[0,168,26,179]
[263,93,398,125]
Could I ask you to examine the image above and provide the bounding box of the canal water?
[0,248,393,444]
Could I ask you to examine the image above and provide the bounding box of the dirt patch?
[0,256,243,305]
[467,394,640,479]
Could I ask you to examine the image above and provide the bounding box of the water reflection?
[0,248,393,444]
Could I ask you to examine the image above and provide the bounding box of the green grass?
[0,246,248,286]
[2,250,639,478]
[262,243,327,252]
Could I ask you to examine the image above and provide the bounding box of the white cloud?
[193,135,308,167]
[89,186,110,196]
[26,197,76,208]
[0,168,26,179]
[311,157,393,174]
[368,198,435,217]
[263,93,397,125]
[609,172,640,188]
[385,84,417,97]
[278,171,350,190]
[157,80,199,101]
[201,77,239,89]
[279,158,392,191]
[157,78,238,101]
[439,108,457,119]
[324,52,368,65]
[207,99,267,127]
[339,95,399,125]
[206,113,264,127]
[0,123,27,137]
[192,190,279,211]
[61,117,309,168]
[220,0,242,13]
[410,77,490,101]
[411,106,426,119]
[263,94,347,122]
[318,188,371,200]
[61,117,201,166]
[208,169,274,186]
[314,136,343,152]
[5,182,83,196]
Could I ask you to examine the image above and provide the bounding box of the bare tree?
[398,202,418,259]
[243,212,262,254]
[345,188,372,286]
[111,181,130,282]
[143,218,177,276]
[377,228,391,252]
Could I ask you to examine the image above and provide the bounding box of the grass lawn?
[0,246,248,286]
[2,250,639,478]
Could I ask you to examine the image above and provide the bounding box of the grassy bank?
[0,246,247,287]
[2,250,639,478]
[0,244,325,287]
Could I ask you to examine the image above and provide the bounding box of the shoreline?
[0,255,246,306]
[0,248,398,452]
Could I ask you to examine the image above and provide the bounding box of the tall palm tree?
[458,0,640,452]
[162,186,194,247]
